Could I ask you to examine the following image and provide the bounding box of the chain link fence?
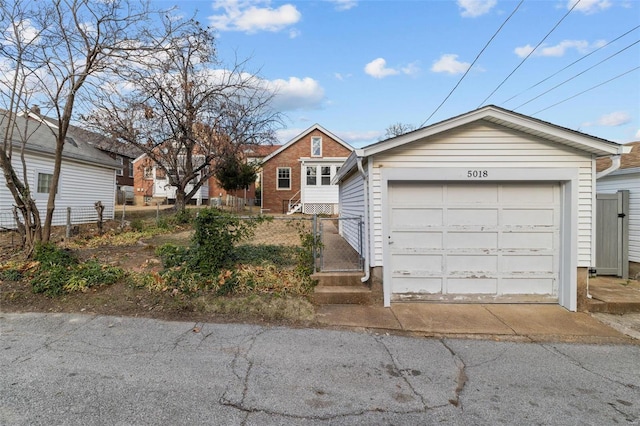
[318,216,364,272]
[0,204,114,232]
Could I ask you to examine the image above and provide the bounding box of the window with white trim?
[277,167,291,190]
[321,166,331,185]
[311,137,322,157]
[143,167,153,179]
[306,166,317,186]
[37,172,54,194]
[128,161,134,177]
[116,156,124,176]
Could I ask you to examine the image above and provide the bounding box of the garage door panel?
[503,209,555,226]
[393,231,443,248]
[448,209,498,226]
[502,184,556,203]
[501,279,554,295]
[502,232,554,249]
[392,278,442,294]
[448,184,498,203]
[502,255,554,272]
[392,254,442,271]
[447,278,497,294]
[448,255,497,272]
[447,232,498,249]
[391,208,443,227]
[390,182,443,203]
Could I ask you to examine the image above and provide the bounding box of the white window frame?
[143,166,153,180]
[306,166,317,186]
[128,160,134,178]
[311,136,322,157]
[320,166,331,186]
[116,156,124,176]
[277,167,291,190]
[35,170,56,198]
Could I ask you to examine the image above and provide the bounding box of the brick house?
[261,124,353,214]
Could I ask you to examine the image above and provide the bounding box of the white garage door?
[389,182,560,302]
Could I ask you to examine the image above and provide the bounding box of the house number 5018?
[467,170,488,178]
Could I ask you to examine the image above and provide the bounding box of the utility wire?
[418,0,524,128]
[514,39,640,110]
[531,66,640,115]
[477,0,582,108]
[503,24,640,104]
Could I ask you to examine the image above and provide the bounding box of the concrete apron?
[315,303,637,344]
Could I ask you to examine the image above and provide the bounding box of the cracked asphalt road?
[1,313,639,425]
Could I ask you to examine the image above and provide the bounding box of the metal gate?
[596,190,629,278]
[317,216,363,272]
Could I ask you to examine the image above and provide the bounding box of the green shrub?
[233,244,299,267]
[31,244,124,296]
[0,269,23,281]
[130,219,144,231]
[155,244,189,268]
[172,209,194,224]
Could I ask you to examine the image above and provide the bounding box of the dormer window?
[311,136,322,157]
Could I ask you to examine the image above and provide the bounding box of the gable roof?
[596,141,640,173]
[244,144,281,158]
[1,112,120,169]
[262,124,353,163]
[334,105,631,183]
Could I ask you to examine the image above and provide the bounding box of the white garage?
[334,106,631,311]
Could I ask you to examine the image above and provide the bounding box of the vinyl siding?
[0,151,116,228]
[338,171,365,254]
[597,171,640,262]
[369,122,594,267]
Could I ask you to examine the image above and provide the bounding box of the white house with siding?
[596,141,640,278]
[0,112,118,229]
[333,106,631,311]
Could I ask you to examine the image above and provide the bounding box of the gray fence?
[318,216,364,272]
[0,205,114,232]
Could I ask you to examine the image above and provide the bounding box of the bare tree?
[384,122,416,139]
[0,0,155,255]
[88,17,283,212]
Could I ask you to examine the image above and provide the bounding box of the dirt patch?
[0,216,317,326]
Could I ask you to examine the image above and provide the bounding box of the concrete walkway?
[316,303,638,344]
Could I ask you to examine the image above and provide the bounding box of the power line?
[531,66,640,115]
[418,0,524,128]
[514,39,640,110]
[477,0,582,108]
[503,24,640,104]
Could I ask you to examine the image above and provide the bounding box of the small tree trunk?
[175,189,187,213]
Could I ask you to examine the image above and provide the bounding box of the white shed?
[596,141,640,278]
[334,106,631,311]
[0,113,118,228]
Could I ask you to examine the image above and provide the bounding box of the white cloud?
[209,0,301,33]
[514,40,602,58]
[329,0,358,11]
[635,129,640,139]
[364,58,399,79]
[364,58,419,79]
[268,76,325,111]
[597,111,632,127]
[334,72,352,81]
[430,54,470,75]
[457,0,497,17]
[568,0,612,14]
[337,130,382,146]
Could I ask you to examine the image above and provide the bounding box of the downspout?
[588,154,622,299]
[357,156,370,284]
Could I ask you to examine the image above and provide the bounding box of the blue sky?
[159,0,639,147]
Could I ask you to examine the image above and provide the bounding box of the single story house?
[261,124,353,214]
[333,106,631,311]
[0,112,119,228]
[596,141,640,279]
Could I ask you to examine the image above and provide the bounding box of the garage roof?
[335,105,632,183]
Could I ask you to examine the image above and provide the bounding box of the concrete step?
[586,299,640,314]
[311,271,366,287]
[311,285,372,305]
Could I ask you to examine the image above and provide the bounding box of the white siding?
[369,122,594,267]
[0,151,116,228]
[338,171,365,254]
[597,171,640,262]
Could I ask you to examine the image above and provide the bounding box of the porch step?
[586,298,640,314]
[311,285,372,305]
[311,271,365,287]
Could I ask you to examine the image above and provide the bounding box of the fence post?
[121,200,126,228]
[66,207,71,238]
[156,203,160,223]
[94,201,104,235]
[312,214,318,272]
